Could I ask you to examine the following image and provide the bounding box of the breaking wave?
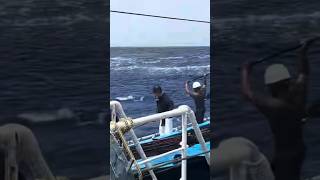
[159,56,184,60]
[17,108,75,123]
[197,55,210,59]
[112,65,210,74]
[115,95,145,102]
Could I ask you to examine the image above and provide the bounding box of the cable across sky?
[111,10,210,24]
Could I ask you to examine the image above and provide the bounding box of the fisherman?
[152,85,174,135]
[0,123,55,180]
[241,39,317,180]
[185,74,207,124]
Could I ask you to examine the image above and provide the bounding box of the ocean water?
[110,47,210,137]
[0,0,107,179]
[213,0,320,178]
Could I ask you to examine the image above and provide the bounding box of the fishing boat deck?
[129,120,212,158]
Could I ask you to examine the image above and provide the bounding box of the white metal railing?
[138,147,184,165]
[110,100,127,120]
[110,101,157,180]
[110,101,210,180]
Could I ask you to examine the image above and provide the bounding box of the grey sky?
[110,0,210,47]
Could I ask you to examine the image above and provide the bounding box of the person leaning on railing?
[152,85,174,135]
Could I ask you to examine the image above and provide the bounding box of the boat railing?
[110,100,210,180]
[110,100,157,180]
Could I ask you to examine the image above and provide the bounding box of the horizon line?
[110,45,210,48]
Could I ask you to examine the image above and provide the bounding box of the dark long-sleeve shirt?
[156,93,174,113]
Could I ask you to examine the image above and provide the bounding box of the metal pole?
[138,148,183,165]
[189,111,210,164]
[133,106,189,127]
[110,101,127,119]
[180,113,188,180]
[129,129,157,180]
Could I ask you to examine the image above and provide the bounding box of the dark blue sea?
[0,0,107,179]
[213,0,320,179]
[110,47,210,137]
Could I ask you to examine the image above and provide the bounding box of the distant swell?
[110,57,136,67]
[112,65,210,74]
[0,14,97,27]
[215,11,320,27]
[159,56,184,60]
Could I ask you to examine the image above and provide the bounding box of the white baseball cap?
[192,82,201,89]
[264,64,291,85]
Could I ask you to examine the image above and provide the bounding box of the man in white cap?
[185,75,207,123]
[241,39,317,180]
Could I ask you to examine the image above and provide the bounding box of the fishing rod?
[191,73,210,81]
[251,36,320,66]
[110,10,210,24]
[251,44,302,66]
[235,44,302,71]
[236,36,320,70]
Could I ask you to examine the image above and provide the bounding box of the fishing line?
[238,36,320,69]
[111,10,210,24]
[191,73,210,81]
[251,44,302,65]
[236,45,302,71]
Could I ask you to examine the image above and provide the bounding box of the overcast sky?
[110,0,210,47]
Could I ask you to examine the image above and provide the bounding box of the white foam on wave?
[159,56,184,60]
[17,108,75,123]
[115,95,134,101]
[198,55,210,59]
[113,65,210,74]
[110,56,137,67]
[115,95,145,102]
[134,96,145,102]
[110,57,133,61]
[143,60,161,64]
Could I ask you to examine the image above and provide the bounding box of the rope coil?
[110,118,133,133]
[110,117,143,180]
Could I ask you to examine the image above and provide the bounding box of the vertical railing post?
[180,112,188,180]
[129,129,157,180]
[188,111,210,164]
[111,103,116,122]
